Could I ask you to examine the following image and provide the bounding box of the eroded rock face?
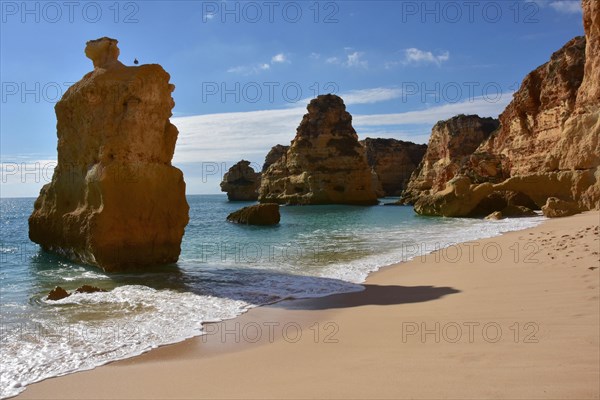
[477,36,589,176]
[577,0,600,111]
[542,197,582,218]
[262,145,289,173]
[414,170,597,217]
[410,1,600,216]
[227,203,280,225]
[29,37,189,271]
[259,95,378,205]
[400,115,499,204]
[220,160,261,201]
[361,138,427,197]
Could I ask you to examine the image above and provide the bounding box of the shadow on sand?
[272,284,461,310]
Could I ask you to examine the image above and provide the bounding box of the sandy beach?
[17,211,600,399]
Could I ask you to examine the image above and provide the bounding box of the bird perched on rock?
[134,58,139,65]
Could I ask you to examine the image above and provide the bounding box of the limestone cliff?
[361,138,427,197]
[476,36,588,176]
[259,94,378,205]
[29,37,189,271]
[400,115,499,204]
[577,0,600,111]
[220,160,261,201]
[410,1,600,217]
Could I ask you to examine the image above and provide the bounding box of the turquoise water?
[0,195,543,398]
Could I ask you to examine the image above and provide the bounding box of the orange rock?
[259,95,378,205]
[400,115,499,205]
[361,138,427,197]
[409,1,600,216]
[29,37,189,271]
[220,160,261,201]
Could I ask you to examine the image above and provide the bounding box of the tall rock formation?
[29,37,189,271]
[361,138,427,197]
[259,94,378,205]
[220,160,261,201]
[400,115,499,204]
[411,0,600,217]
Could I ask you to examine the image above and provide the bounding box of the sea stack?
[220,160,261,201]
[28,37,189,271]
[259,94,378,205]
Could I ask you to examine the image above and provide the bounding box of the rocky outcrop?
[259,94,378,205]
[414,170,596,217]
[47,286,69,301]
[262,145,289,172]
[400,115,499,204]
[29,37,189,271]
[542,197,581,218]
[227,203,280,225]
[46,285,107,301]
[220,160,261,201]
[361,138,427,197]
[410,1,600,216]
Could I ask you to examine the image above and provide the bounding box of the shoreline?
[16,211,600,399]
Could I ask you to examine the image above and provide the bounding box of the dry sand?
[18,211,600,399]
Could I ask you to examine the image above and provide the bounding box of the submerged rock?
[74,285,107,294]
[29,37,189,272]
[220,160,261,201]
[227,203,280,225]
[259,94,378,205]
[485,211,504,220]
[47,286,70,301]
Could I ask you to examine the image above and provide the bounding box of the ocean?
[0,195,544,398]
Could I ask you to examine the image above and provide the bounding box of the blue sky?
[0,0,585,197]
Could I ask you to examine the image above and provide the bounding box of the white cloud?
[531,0,582,14]
[403,48,450,67]
[342,88,403,105]
[171,93,510,164]
[227,63,270,75]
[326,56,340,64]
[353,95,511,126]
[271,53,288,63]
[345,51,368,68]
[549,1,582,14]
[309,52,321,60]
[227,54,289,75]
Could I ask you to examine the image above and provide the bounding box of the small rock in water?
[47,286,70,301]
[485,211,504,220]
[227,203,280,225]
[74,285,107,294]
